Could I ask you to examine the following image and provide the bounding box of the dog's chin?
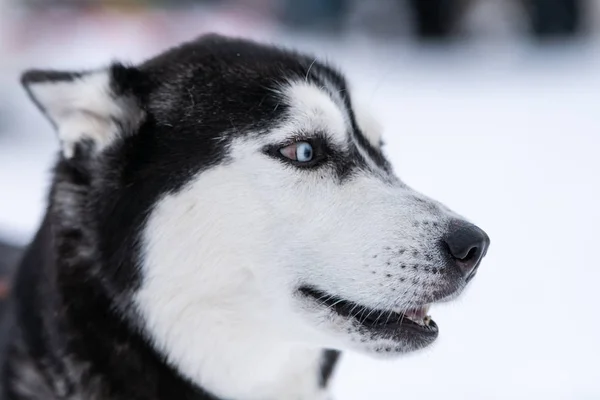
[297,287,439,356]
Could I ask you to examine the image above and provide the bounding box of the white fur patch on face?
[273,81,350,146]
[136,163,330,400]
[283,77,382,148]
[24,70,143,158]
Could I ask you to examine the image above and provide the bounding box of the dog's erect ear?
[353,100,384,148]
[21,63,146,158]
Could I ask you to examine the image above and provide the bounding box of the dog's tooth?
[423,316,431,326]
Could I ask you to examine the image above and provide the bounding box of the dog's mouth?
[298,287,438,339]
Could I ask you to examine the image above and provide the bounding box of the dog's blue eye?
[296,142,313,162]
[279,141,314,163]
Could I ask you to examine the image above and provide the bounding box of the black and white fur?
[1,35,488,400]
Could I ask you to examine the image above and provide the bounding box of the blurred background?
[1,0,599,399]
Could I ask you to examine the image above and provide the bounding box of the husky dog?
[1,34,489,400]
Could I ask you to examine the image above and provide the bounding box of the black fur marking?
[21,70,84,85]
[319,350,340,388]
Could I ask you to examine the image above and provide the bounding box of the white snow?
[1,29,599,399]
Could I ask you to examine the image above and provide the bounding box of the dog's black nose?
[444,221,490,279]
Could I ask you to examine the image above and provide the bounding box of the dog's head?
[23,35,489,368]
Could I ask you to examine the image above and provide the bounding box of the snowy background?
[1,1,599,399]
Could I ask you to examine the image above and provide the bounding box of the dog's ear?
[353,100,384,148]
[21,63,147,158]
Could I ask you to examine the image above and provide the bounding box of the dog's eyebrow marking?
[278,81,348,147]
[275,76,391,183]
[303,66,391,177]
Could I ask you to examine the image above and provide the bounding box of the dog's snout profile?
[444,220,490,279]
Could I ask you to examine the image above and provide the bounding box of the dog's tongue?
[404,305,431,323]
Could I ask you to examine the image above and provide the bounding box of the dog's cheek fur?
[135,160,333,400]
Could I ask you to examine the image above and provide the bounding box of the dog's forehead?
[136,35,389,173]
[141,36,353,138]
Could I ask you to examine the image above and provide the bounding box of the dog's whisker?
[305,58,317,82]
[361,306,379,324]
